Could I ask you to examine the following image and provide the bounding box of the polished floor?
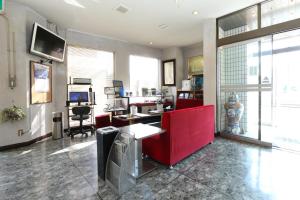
[1,135,300,200]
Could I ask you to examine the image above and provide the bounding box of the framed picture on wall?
[188,56,204,78]
[162,59,176,86]
[30,61,52,104]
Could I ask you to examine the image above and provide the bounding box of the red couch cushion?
[143,105,214,166]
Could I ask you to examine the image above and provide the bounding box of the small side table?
[105,123,165,194]
[119,123,165,178]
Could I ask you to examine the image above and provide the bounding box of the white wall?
[203,19,217,125]
[0,1,162,147]
[0,1,65,147]
[182,42,203,79]
[162,47,184,89]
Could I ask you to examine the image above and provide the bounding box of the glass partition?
[218,6,258,39]
[218,39,261,139]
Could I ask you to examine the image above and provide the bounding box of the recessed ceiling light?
[192,11,199,15]
[149,42,153,45]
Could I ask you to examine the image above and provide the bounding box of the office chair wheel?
[91,128,95,136]
[80,132,88,138]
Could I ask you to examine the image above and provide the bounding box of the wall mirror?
[162,59,176,86]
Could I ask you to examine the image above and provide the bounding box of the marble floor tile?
[154,175,231,200]
[1,135,300,200]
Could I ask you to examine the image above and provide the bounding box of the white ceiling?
[15,0,263,48]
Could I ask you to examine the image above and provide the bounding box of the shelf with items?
[66,78,96,135]
[103,97,130,116]
[129,95,174,114]
[177,90,203,100]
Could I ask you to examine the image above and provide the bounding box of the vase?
[224,93,244,134]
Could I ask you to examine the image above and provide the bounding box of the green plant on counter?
[1,105,26,122]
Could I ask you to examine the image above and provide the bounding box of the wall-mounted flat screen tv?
[30,23,66,63]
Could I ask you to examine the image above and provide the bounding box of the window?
[129,55,160,96]
[218,6,258,39]
[67,46,114,115]
[261,0,300,28]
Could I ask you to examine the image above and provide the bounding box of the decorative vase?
[224,93,244,134]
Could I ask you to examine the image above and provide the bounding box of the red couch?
[176,99,203,110]
[142,105,214,166]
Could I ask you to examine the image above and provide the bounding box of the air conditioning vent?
[115,4,129,14]
[158,24,169,29]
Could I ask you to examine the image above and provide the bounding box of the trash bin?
[96,126,119,180]
[52,112,63,140]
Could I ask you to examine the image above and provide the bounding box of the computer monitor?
[69,92,89,103]
[113,80,123,88]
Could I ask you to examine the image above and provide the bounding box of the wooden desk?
[112,113,161,127]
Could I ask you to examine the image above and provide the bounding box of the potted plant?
[1,105,26,122]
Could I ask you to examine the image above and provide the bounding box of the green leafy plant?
[1,105,26,122]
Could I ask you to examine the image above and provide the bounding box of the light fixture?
[64,0,85,8]
[149,42,153,45]
[192,10,199,15]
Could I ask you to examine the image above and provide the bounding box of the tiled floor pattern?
[1,135,300,200]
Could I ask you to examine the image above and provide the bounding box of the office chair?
[70,106,91,138]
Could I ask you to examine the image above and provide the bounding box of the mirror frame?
[162,59,176,86]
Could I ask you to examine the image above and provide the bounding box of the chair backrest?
[72,106,91,116]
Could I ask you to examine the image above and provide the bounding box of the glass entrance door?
[218,29,300,150]
[262,29,300,151]
[218,39,261,140]
[218,36,273,142]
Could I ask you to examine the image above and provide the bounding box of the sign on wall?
[188,55,204,78]
[0,0,5,14]
[30,61,52,104]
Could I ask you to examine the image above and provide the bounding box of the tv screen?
[69,92,89,103]
[30,23,66,62]
[113,80,123,88]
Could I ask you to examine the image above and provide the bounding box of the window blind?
[67,46,114,115]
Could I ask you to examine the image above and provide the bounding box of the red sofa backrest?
[161,105,215,165]
[176,99,203,110]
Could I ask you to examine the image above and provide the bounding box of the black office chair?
[70,106,91,138]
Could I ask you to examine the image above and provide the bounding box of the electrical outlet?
[17,129,24,136]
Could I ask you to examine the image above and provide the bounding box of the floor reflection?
[0,135,300,200]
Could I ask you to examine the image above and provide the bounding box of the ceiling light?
[64,0,85,8]
[192,11,199,15]
[149,42,153,45]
